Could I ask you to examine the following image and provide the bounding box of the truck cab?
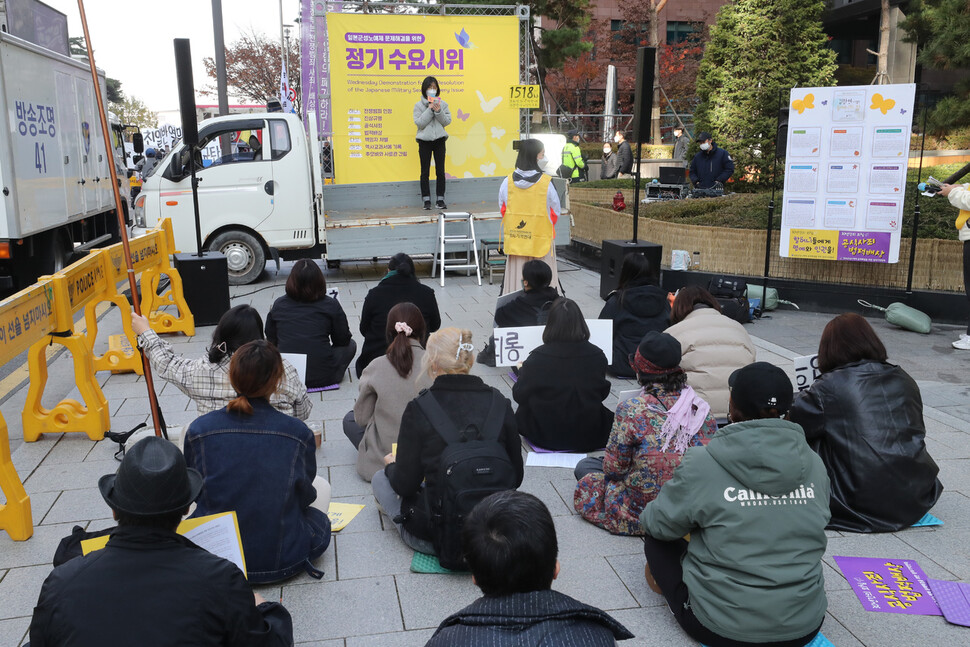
[134,112,318,284]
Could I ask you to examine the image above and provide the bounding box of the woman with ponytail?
[183,340,332,583]
[345,302,430,481]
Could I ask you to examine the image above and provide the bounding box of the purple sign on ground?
[837,231,891,263]
[833,556,942,616]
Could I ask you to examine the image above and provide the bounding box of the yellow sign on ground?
[327,13,520,184]
[789,228,838,260]
[508,85,540,109]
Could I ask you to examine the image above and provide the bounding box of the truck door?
[155,118,274,249]
[257,117,314,249]
[74,76,99,213]
[55,71,82,216]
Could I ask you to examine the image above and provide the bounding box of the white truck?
[133,112,570,284]
[0,28,128,294]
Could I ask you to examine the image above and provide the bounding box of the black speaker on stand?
[601,47,661,299]
[173,38,230,326]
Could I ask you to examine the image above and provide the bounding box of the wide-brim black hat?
[99,437,203,516]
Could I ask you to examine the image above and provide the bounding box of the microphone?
[919,161,970,196]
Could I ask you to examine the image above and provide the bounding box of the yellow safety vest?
[503,174,554,258]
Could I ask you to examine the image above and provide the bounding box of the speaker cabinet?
[174,39,199,146]
[173,252,230,326]
[600,240,663,299]
[631,47,656,145]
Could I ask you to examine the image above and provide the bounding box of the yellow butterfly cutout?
[870,93,895,115]
[791,93,815,114]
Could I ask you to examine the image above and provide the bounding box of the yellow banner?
[327,13,520,184]
[789,229,838,260]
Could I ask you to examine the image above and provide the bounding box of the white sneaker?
[953,334,970,350]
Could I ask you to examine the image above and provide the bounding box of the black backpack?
[416,390,518,570]
[708,276,751,324]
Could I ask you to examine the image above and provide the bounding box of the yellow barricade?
[0,282,57,540]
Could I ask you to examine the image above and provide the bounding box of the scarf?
[657,386,710,454]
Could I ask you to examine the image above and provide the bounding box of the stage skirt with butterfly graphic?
[499,171,561,294]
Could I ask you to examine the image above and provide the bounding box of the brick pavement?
[1,257,968,646]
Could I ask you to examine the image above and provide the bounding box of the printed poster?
[780,83,915,263]
[833,556,941,616]
[326,13,520,184]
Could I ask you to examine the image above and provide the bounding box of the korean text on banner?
[779,83,915,264]
[327,13,520,185]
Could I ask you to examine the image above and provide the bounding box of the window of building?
[666,21,698,44]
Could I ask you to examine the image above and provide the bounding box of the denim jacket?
[184,399,331,583]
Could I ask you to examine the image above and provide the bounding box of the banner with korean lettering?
[326,13,520,184]
[779,83,915,263]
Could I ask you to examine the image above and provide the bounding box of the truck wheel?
[209,230,266,285]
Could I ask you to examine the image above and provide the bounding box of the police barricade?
[0,282,56,539]
[21,218,194,442]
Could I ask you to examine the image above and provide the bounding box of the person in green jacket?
[561,130,586,181]
[640,362,830,647]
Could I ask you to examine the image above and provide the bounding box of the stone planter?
[569,201,964,293]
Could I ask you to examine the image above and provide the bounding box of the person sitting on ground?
[356,253,441,378]
[574,331,717,536]
[789,313,942,533]
[664,286,756,420]
[514,298,614,452]
[345,302,431,482]
[184,340,332,583]
[372,328,524,556]
[425,490,633,646]
[599,253,670,378]
[133,304,310,419]
[29,437,294,646]
[265,259,357,388]
[478,259,558,366]
[641,362,830,647]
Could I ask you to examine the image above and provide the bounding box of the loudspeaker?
[776,106,790,160]
[174,39,199,147]
[631,47,656,145]
[599,240,662,300]
[173,252,230,326]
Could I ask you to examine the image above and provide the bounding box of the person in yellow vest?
[499,139,561,295]
[941,182,970,349]
[561,130,586,182]
[128,170,142,201]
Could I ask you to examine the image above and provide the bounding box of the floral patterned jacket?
[574,385,717,536]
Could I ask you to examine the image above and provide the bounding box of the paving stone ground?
[1,255,968,646]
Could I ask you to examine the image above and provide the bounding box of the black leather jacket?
[789,360,942,532]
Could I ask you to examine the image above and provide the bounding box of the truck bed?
[321,177,569,260]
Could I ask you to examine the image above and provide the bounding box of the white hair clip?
[456,334,474,359]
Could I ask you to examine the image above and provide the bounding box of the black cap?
[698,132,713,142]
[567,129,579,138]
[630,331,682,374]
[728,362,794,418]
[99,437,202,516]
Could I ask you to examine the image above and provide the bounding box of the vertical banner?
[326,13,520,185]
[300,0,324,135]
[780,83,915,263]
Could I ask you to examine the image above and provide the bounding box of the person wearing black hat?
[573,331,717,536]
[560,129,586,181]
[640,362,830,647]
[688,131,734,190]
[29,437,293,646]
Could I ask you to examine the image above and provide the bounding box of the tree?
[448,0,593,105]
[117,96,158,131]
[68,36,125,104]
[545,45,600,115]
[693,0,836,185]
[901,0,970,133]
[203,28,301,109]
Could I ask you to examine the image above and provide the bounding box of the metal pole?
[76,0,164,438]
[211,0,229,117]
[632,140,642,243]
[764,89,783,288]
[907,91,929,294]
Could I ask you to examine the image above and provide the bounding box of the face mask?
[700,142,711,151]
[613,135,621,143]
[426,89,437,98]
[603,147,611,154]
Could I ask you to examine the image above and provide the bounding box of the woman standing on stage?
[499,138,561,295]
[414,76,452,211]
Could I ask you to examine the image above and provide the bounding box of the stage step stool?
[479,238,506,285]
[432,211,481,287]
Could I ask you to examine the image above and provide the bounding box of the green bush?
[910,126,970,151]
[579,143,674,160]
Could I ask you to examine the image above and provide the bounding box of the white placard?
[280,353,308,385]
[525,452,587,469]
[780,83,915,264]
[793,354,821,392]
[492,320,613,367]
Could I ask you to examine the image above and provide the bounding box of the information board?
[326,13,521,184]
[780,84,915,263]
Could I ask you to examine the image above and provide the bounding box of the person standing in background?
[561,130,587,182]
[614,130,634,177]
[689,132,734,190]
[672,126,689,162]
[414,76,452,210]
[601,141,619,180]
[941,182,970,349]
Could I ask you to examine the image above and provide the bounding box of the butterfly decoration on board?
[900,108,907,115]
[870,93,895,115]
[456,109,470,121]
[791,93,815,114]
[455,28,475,49]
[476,90,502,113]
[821,100,828,106]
